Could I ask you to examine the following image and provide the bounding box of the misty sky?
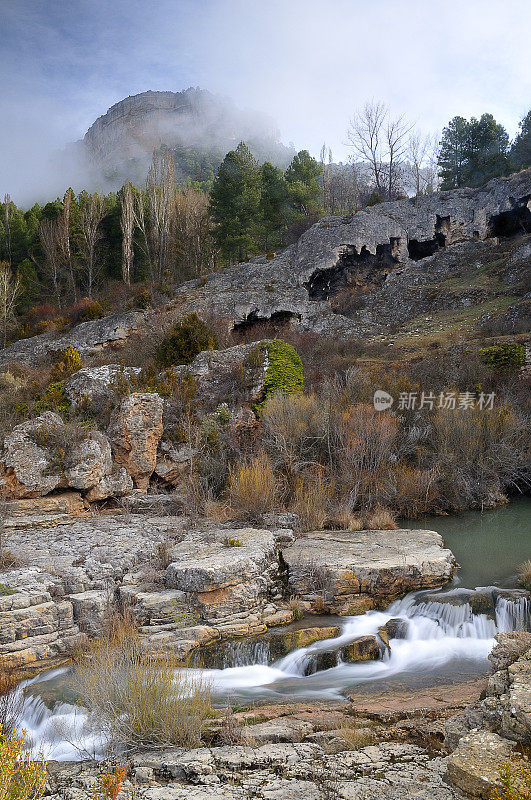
[1,0,530,204]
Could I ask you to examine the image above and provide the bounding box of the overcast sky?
[1,0,530,203]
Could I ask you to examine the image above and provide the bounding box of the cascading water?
[16,588,531,760]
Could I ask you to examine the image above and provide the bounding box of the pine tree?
[438,114,510,189]
[284,150,322,215]
[259,162,289,249]
[510,110,531,170]
[210,142,262,261]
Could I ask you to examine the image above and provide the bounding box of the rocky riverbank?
[0,512,455,670]
[41,632,531,800]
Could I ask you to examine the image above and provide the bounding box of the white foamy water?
[18,589,531,759]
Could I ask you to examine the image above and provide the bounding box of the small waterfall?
[222,639,270,668]
[496,596,531,632]
[17,584,531,761]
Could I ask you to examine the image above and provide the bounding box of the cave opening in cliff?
[305,243,396,303]
[407,215,451,260]
[232,310,301,340]
[488,197,531,237]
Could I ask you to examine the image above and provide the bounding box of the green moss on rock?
[255,340,304,411]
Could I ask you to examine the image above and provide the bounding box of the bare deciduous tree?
[174,187,217,279]
[39,218,62,308]
[347,101,413,199]
[147,147,176,284]
[120,181,135,286]
[385,114,413,198]
[56,188,77,302]
[0,261,20,346]
[407,131,440,196]
[80,192,106,298]
[347,100,388,195]
[320,143,333,214]
[133,190,152,282]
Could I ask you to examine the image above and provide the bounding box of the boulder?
[109,392,164,491]
[0,589,82,668]
[380,618,409,640]
[65,364,141,408]
[69,590,109,636]
[343,635,380,662]
[154,445,194,486]
[165,528,280,626]
[0,412,66,498]
[489,630,531,671]
[65,431,113,490]
[266,626,340,661]
[284,529,456,608]
[85,467,133,502]
[167,341,270,416]
[445,632,531,750]
[446,730,518,798]
[1,413,132,502]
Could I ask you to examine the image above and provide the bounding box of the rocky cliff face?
[1,171,529,369]
[81,88,293,186]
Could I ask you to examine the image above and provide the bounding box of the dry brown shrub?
[74,612,212,751]
[261,393,330,486]
[290,470,330,531]
[227,452,278,522]
[391,464,440,518]
[518,560,531,591]
[364,506,397,530]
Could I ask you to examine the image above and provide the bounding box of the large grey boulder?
[0,413,131,501]
[168,341,270,416]
[165,528,279,627]
[283,529,456,610]
[446,730,518,798]
[0,412,66,497]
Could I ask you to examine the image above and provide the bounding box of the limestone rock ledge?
[0,518,456,670]
[283,528,456,613]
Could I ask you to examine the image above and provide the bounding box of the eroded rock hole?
[232,310,301,340]
[306,242,397,302]
[407,216,451,260]
[488,196,531,237]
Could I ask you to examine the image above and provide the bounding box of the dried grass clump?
[339,724,377,750]
[364,506,397,530]
[227,452,278,522]
[517,560,531,592]
[74,613,212,751]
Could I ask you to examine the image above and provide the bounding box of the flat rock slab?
[284,529,456,600]
[349,679,487,720]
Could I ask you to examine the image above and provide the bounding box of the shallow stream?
[17,498,531,759]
